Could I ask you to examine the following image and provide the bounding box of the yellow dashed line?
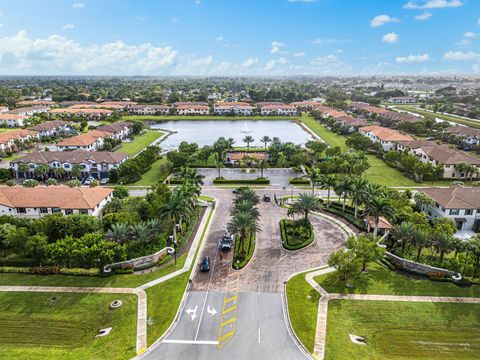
[221,317,236,327]
[222,305,237,314]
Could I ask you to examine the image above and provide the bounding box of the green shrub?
[280,219,315,250]
[0,266,32,274]
[31,266,61,275]
[59,268,100,276]
[213,177,270,185]
[289,177,310,185]
[0,257,37,267]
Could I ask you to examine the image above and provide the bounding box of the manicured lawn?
[123,115,299,121]
[0,253,187,288]
[315,262,480,297]
[286,272,320,353]
[146,272,189,345]
[394,105,480,129]
[117,130,163,156]
[133,157,170,186]
[198,195,215,202]
[0,292,137,360]
[325,300,480,360]
[298,114,347,150]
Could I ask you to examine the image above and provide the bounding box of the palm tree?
[34,164,49,181]
[260,136,271,150]
[54,167,66,180]
[158,190,190,244]
[227,210,259,255]
[243,135,254,151]
[257,159,268,178]
[71,164,82,179]
[434,233,454,262]
[233,200,260,220]
[306,167,322,194]
[365,195,394,237]
[412,228,429,261]
[235,187,260,206]
[106,223,129,244]
[146,218,163,240]
[454,162,470,180]
[391,221,415,252]
[18,163,29,178]
[182,168,204,188]
[346,234,383,272]
[318,174,337,207]
[214,152,224,178]
[288,192,322,221]
[130,222,151,250]
[349,177,368,218]
[334,176,353,212]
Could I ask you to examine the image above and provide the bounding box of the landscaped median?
[212,177,270,185]
[280,218,315,250]
[232,231,255,270]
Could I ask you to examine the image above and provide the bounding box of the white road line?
[194,291,209,340]
[258,327,261,343]
[163,339,219,345]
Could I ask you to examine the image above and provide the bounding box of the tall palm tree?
[257,160,268,178]
[434,233,454,262]
[214,152,224,178]
[243,135,254,151]
[146,218,163,240]
[235,187,260,206]
[306,167,322,194]
[349,177,368,218]
[182,168,204,188]
[106,223,129,245]
[288,192,322,221]
[233,200,260,220]
[227,210,259,255]
[71,164,82,179]
[412,229,429,261]
[365,195,394,237]
[158,190,190,244]
[334,176,353,212]
[318,174,337,207]
[391,221,415,252]
[260,136,271,150]
[18,163,29,178]
[54,167,66,180]
[130,222,151,250]
[34,164,49,181]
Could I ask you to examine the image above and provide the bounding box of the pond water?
[150,120,313,151]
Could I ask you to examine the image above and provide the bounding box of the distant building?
[128,105,169,115]
[0,129,39,153]
[96,121,133,140]
[11,150,128,179]
[176,105,210,115]
[388,97,417,104]
[348,101,390,115]
[0,114,27,127]
[290,101,324,110]
[29,120,73,138]
[225,151,268,165]
[0,185,113,218]
[56,130,111,151]
[334,115,368,133]
[9,106,49,116]
[17,100,57,107]
[445,125,480,147]
[49,108,113,119]
[260,104,297,116]
[214,102,254,116]
[359,125,413,151]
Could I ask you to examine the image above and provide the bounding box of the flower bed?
[280,219,315,250]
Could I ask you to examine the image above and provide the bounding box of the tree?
[18,163,29,177]
[0,223,16,257]
[305,140,327,162]
[306,167,322,194]
[257,159,268,178]
[106,223,130,244]
[318,174,337,207]
[113,185,129,199]
[434,232,454,262]
[414,192,435,210]
[243,135,254,151]
[71,164,82,179]
[228,210,259,255]
[365,195,394,237]
[412,228,429,261]
[346,234,384,272]
[197,145,213,166]
[25,234,48,265]
[288,192,322,220]
[46,178,58,186]
[345,132,373,151]
[260,136,271,150]
[334,176,353,212]
[349,176,368,218]
[328,248,361,285]
[391,221,415,252]
[158,189,190,244]
[66,179,81,187]
[130,222,151,250]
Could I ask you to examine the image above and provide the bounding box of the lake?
[150,120,314,151]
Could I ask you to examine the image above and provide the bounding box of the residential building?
[334,115,368,133]
[380,111,423,126]
[260,104,297,116]
[396,140,480,179]
[0,106,9,113]
[445,125,480,147]
[214,102,255,116]
[0,129,39,153]
[9,106,49,116]
[96,121,133,140]
[225,151,268,165]
[290,101,324,110]
[49,108,113,119]
[388,96,417,104]
[359,125,413,151]
[128,105,170,115]
[100,101,137,109]
[0,114,27,127]
[172,102,208,107]
[11,150,128,179]
[29,120,73,137]
[419,187,480,235]
[17,100,57,107]
[348,101,390,115]
[176,105,210,115]
[56,130,111,151]
[0,185,113,218]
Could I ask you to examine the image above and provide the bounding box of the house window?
[40,208,48,214]
[17,208,26,213]
[450,209,459,215]
[465,209,473,216]
[446,165,450,168]
[80,209,88,214]
[52,208,61,213]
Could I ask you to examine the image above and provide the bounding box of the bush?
[0,266,32,274]
[289,177,310,185]
[31,266,61,275]
[280,218,315,250]
[0,257,37,267]
[212,177,270,185]
[59,268,100,276]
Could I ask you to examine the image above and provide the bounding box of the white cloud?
[62,24,75,31]
[293,52,305,57]
[370,15,399,27]
[0,30,179,75]
[396,53,430,63]
[443,51,480,61]
[463,32,479,39]
[404,0,463,9]
[265,57,289,70]
[215,36,223,42]
[270,41,284,54]
[72,2,85,9]
[171,17,179,24]
[382,32,399,43]
[242,58,258,68]
[310,54,353,75]
[414,12,432,20]
[456,39,472,47]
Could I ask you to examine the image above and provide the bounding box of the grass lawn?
[394,105,480,129]
[198,195,215,202]
[117,130,163,156]
[0,253,187,288]
[146,272,189,345]
[315,261,480,297]
[325,300,480,360]
[133,157,170,186]
[285,272,320,353]
[0,292,137,360]
[123,115,299,121]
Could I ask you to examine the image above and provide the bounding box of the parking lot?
[196,168,297,187]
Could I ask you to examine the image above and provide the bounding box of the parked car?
[219,234,233,251]
[100,178,109,185]
[82,176,95,185]
[263,194,271,202]
[200,256,210,272]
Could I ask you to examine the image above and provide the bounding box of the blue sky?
[0,0,478,75]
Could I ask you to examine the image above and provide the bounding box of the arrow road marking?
[207,306,217,316]
[186,305,198,321]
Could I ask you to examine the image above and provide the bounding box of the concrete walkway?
[0,204,215,356]
[305,266,480,360]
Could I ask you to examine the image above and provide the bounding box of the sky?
[0,0,479,76]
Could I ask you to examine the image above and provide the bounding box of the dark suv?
[200,256,210,272]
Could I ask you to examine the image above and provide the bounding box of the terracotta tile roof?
[397,140,480,165]
[29,120,72,132]
[173,102,208,107]
[215,101,250,107]
[17,100,56,106]
[12,150,127,165]
[381,111,423,123]
[260,104,296,110]
[446,125,480,139]
[96,121,132,134]
[129,104,169,110]
[360,125,413,142]
[0,129,38,144]
[420,187,480,209]
[50,108,112,115]
[9,106,49,114]
[0,185,112,209]
[176,105,209,110]
[56,130,110,147]
[0,114,26,120]
[365,216,392,229]
[255,102,286,106]
[290,101,323,107]
[229,152,267,161]
[335,115,368,127]
[214,104,254,110]
[349,102,390,115]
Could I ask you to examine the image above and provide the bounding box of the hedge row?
[279,219,315,251]
[0,266,100,276]
[213,177,270,185]
[322,203,367,231]
[289,177,310,185]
